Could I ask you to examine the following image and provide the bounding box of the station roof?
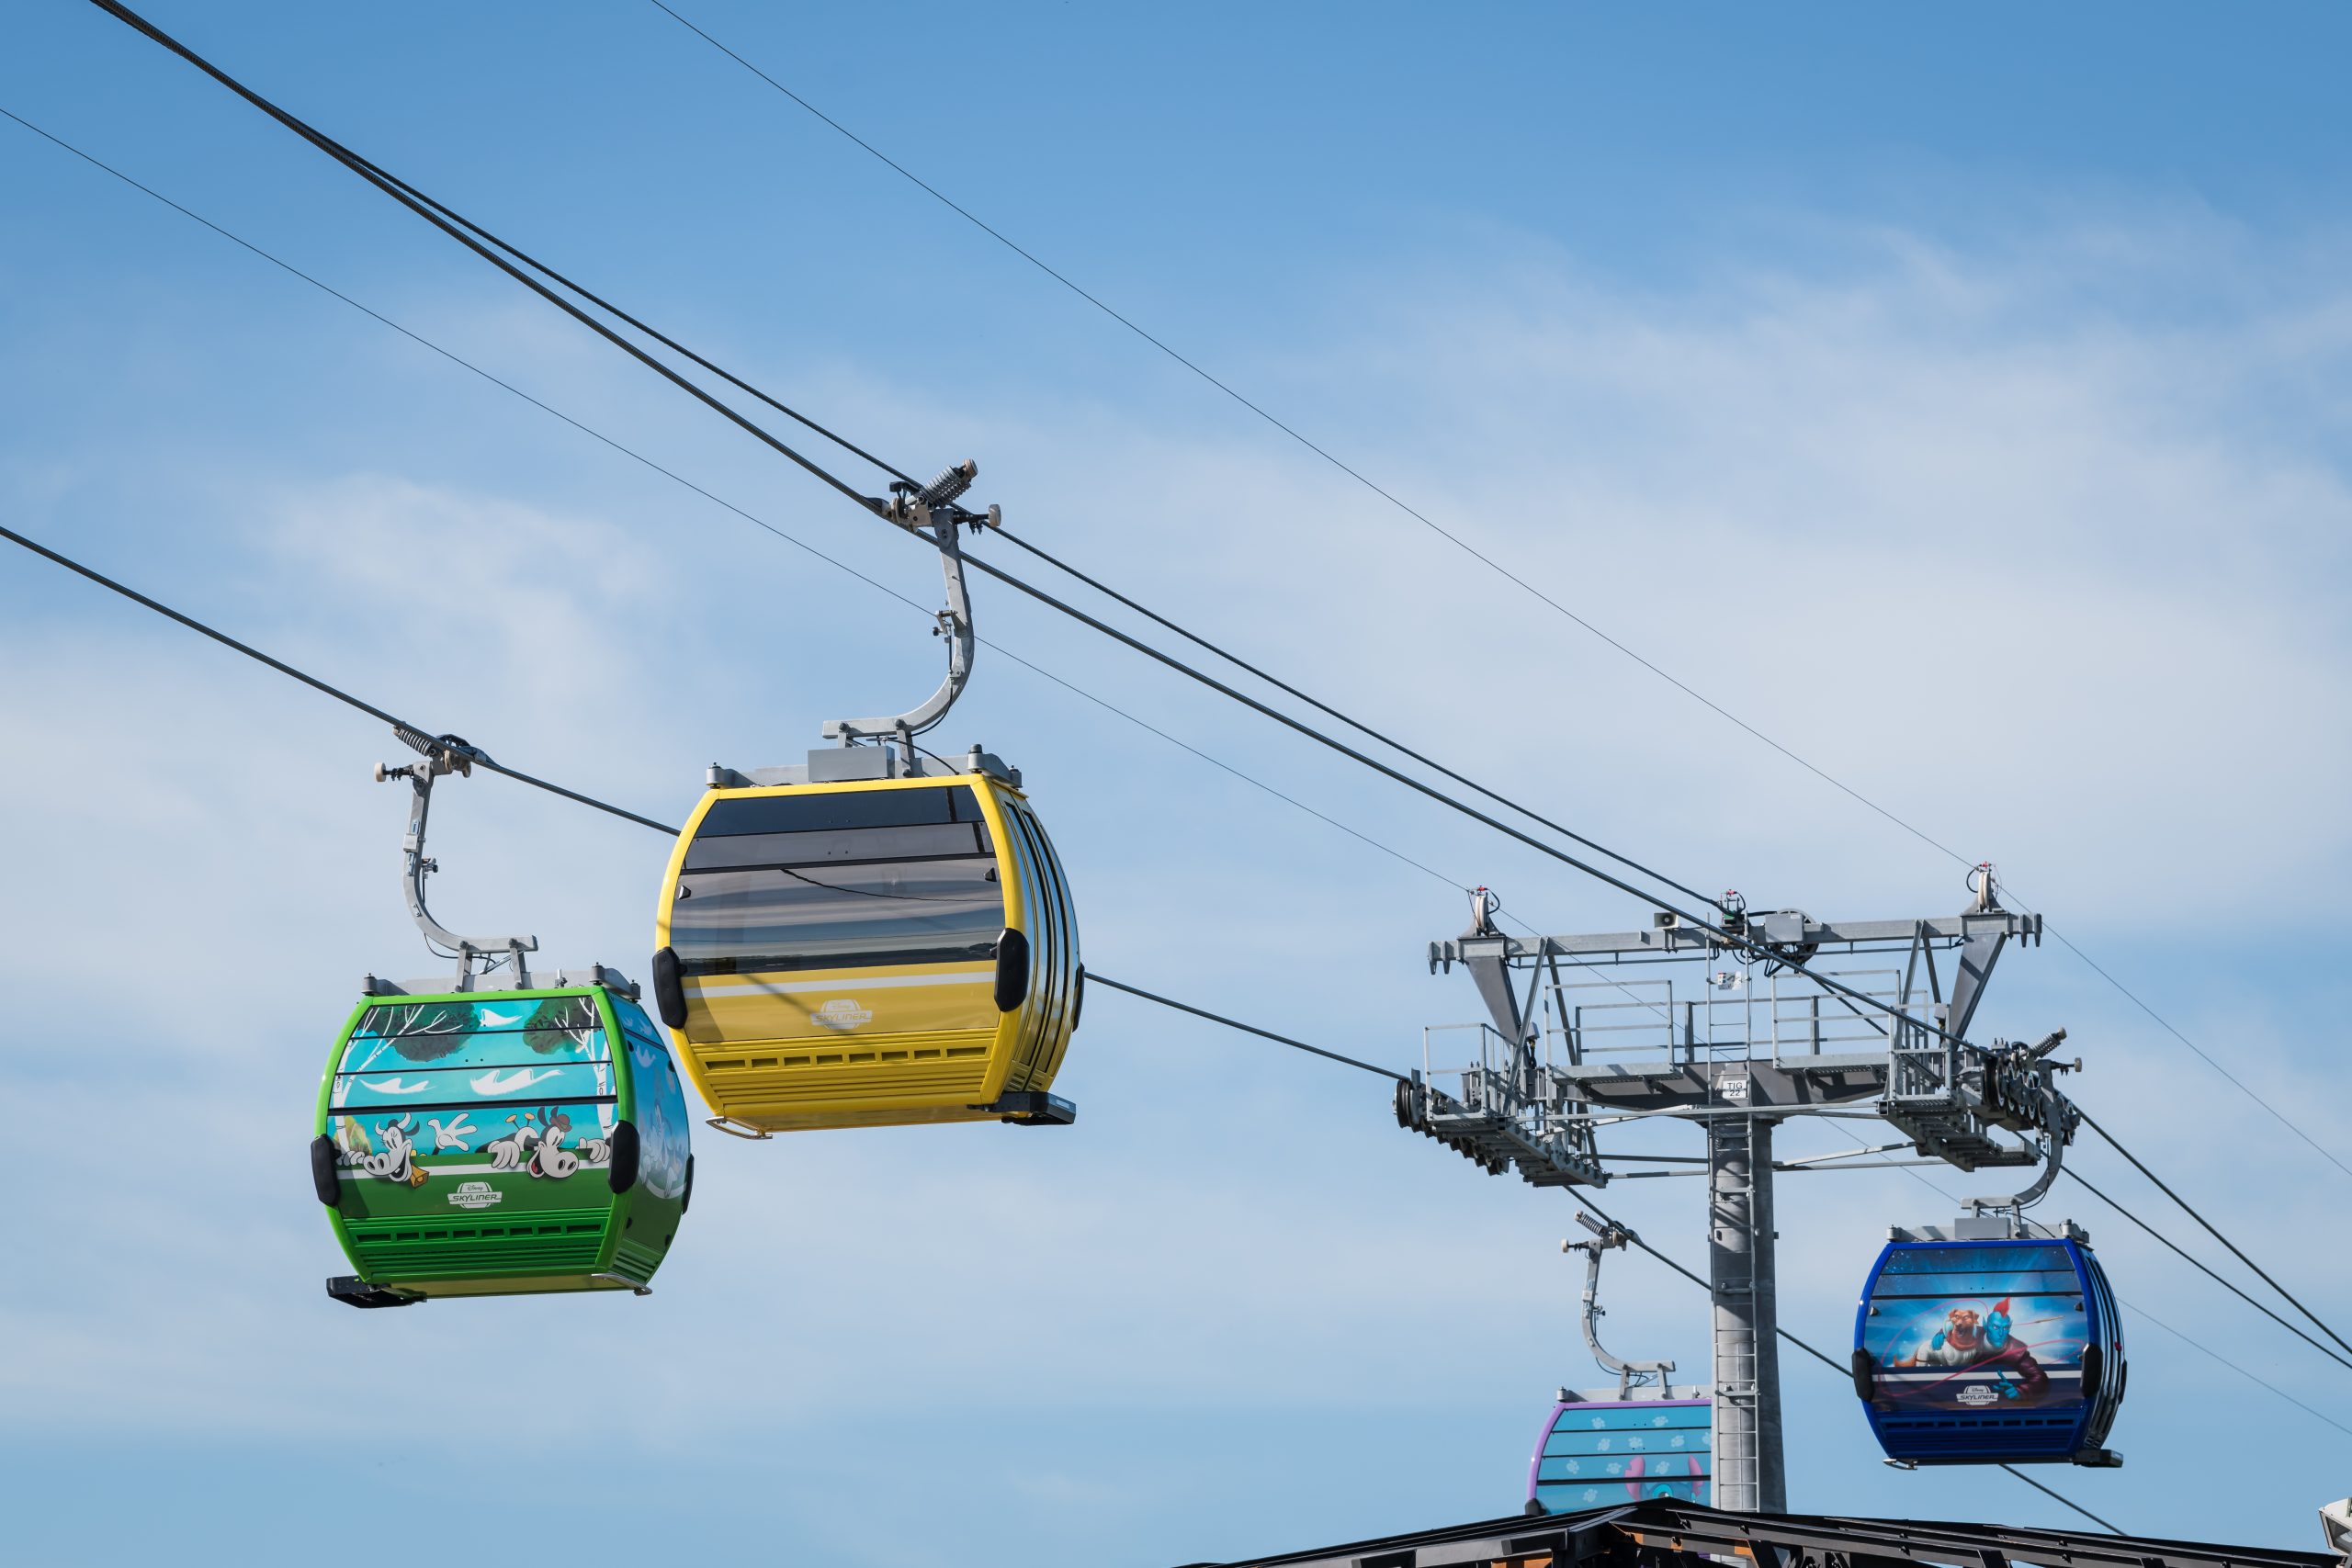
[1177,1498,2335,1568]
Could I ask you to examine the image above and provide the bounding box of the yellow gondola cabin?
[650,765,1079,1134]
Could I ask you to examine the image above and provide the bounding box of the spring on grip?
[916,458,978,506]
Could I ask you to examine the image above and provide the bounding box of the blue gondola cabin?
[1851,1222,2124,1466]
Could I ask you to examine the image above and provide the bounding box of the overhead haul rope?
[82,0,1717,916]
[2063,1168,2352,1374]
[987,525,1716,907]
[2075,1109,2352,1359]
[0,522,672,835]
[1,104,1482,907]
[0,520,2233,1533]
[91,0,2348,1202]
[61,6,2346,1420]
[0,107,1662,1021]
[82,0,1974,1055]
[637,0,2352,1193]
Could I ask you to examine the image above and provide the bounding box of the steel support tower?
[1707,1111,1782,1511]
[1398,878,2079,1513]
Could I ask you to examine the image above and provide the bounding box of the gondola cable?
[0,521,673,836]
[0,102,1476,906]
[0,107,939,628]
[15,77,2330,1381]
[636,0,2352,1194]
[988,524,1719,908]
[85,1,1959,1050]
[1084,976,1406,1084]
[45,6,2342,1457]
[2076,1108,2352,1359]
[20,68,2326,1343]
[0,528,2285,1534]
[2061,1168,2352,1374]
[79,0,1725,918]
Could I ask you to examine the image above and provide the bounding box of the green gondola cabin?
[310,971,693,1306]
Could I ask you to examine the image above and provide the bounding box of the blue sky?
[4,3,2349,1562]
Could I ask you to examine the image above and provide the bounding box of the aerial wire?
[92,11,2303,1326]
[0,522,2178,1537]
[51,12,2343,1457]
[991,524,1717,907]
[2075,1108,2352,1359]
[638,0,1992,866]
[2061,1168,2352,1374]
[638,0,2352,1190]
[81,2,1963,1047]
[0,105,931,623]
[0,520,672,835]
[77,0,1714,913]
[84,0,889,516]
[2041,921,2352,1184]
[1087,976,1405,1082]
[0,102,1484,905]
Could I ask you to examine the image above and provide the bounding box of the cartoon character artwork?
[526,1108,578,1180]
[484,1114,541,1171]
[425,1113,477,1153]
[1894,1297,2050,1399]
[1862,1243,2090,1414]
[358,1114,431,1189]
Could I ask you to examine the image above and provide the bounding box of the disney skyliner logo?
[447,1181,503,1211]
[811,998,873,1030]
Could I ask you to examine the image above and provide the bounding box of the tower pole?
[1709,1111,1786,1512]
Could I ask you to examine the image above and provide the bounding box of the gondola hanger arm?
[376,728,537,988]
[824,460,994,750]
[1566,1211,1675,1398]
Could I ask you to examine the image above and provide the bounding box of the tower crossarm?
[1429,909,2041,971]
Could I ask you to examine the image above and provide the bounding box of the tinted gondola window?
[325,994,621,1198]
[673,786,1008,974]
[609,996,692,1201]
